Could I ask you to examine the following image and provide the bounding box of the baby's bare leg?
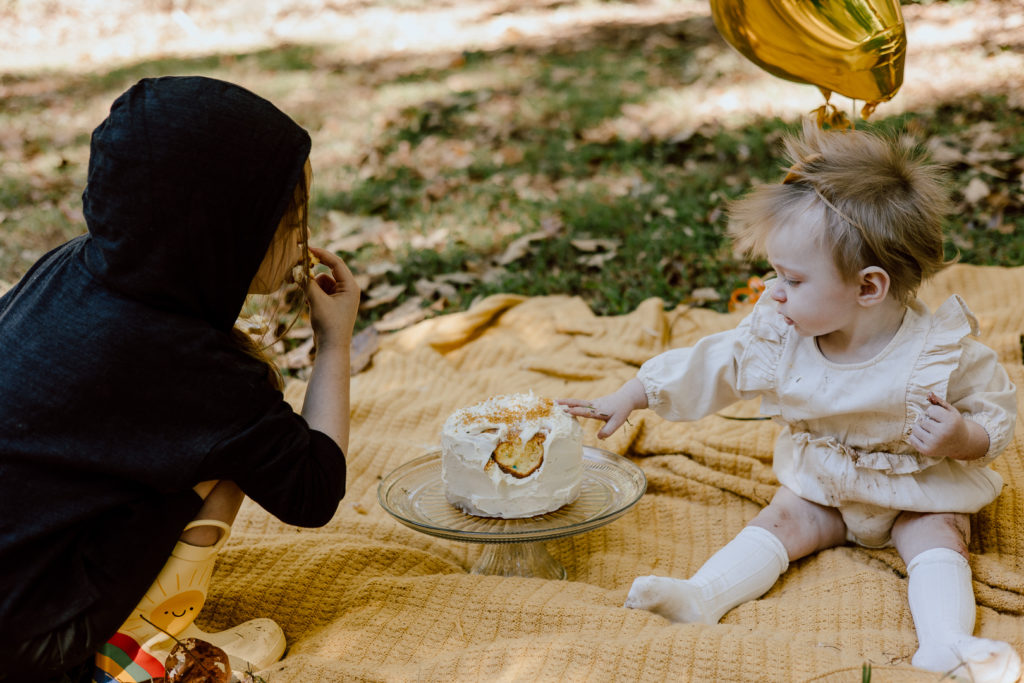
[894,512,1021,682]
[748,486,846,561]
[625,486,842,623]
[892,510,968,561]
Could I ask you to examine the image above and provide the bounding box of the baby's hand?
[909,392,989,461]
[560,378,648,439]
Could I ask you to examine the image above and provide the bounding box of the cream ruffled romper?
[637,284,1016,547]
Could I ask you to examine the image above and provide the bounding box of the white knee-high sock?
[625,525,789,624]
[908,547,1021,682]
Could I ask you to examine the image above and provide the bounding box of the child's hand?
[304,247,361,348]
[560,378,648,439]
[909,392,990,461]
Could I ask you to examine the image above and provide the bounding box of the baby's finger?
[597,412,628,439]
[559,399,612,418]
[558,398,592,408]
[563,405,611,420]
[927,392,955,412]
[911,420,932,439]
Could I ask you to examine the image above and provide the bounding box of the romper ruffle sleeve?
[836,295,983,475]
[905,295,1016,467]
[734,287,792,418]
[637,289,787,422]
[637,320,754,423]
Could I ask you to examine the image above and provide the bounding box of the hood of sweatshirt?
[81,75,311,329]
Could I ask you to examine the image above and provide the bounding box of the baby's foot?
[913,636,1022,682]
[623,576,712,624]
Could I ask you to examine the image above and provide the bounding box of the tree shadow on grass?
[1,6,1022,320]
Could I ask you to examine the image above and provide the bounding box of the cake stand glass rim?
[377,445,647,544]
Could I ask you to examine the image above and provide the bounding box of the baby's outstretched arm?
[560,377,648,439]
[909,392,990,461]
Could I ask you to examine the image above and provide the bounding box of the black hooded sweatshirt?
[0,77,345,643]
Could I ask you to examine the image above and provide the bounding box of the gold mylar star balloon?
[710,0,906,120]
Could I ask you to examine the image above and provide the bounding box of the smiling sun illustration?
[146,588,206,632]
[94,522,229,682]
[94,573,214,682]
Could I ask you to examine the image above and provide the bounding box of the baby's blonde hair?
[728,121,955,304]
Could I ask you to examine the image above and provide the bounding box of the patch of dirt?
[2,0,1020,119]
[0,0,706,73]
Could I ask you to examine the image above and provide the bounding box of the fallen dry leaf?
[164,638,230,683]
[324,212,402,253]
[409,228,449,250]
[280,337,315,370]
[284,324,313,341]
[414,277,457,301]
[926,139,964,165]
[570,238,620,253]
[236,671,268,683]
[373,296,427,332]
[963,177,991,204]
[353,273,373,291]
[424,177,452,200]
[577,252,617,268]
[973,163,1007,179]
[434,272,479,286]
[539,214,565,236]
[350,325,380,375]
[360,282,406,310]
[510,174,559,202]
[481,264,510,285]
[364,261,402,278]
[690,287,722,304]
[496,231,550,266]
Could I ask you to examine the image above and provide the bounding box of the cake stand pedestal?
[378,446,647,580]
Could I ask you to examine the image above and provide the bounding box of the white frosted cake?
[441,393,584,518]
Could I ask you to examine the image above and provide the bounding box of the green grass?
[333,84,1023,328]
[2,19,1022,334]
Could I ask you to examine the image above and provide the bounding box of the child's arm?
[561,321,758,439]
[909,392,990,461]
[301,247,361,454]
[561,377,649,439]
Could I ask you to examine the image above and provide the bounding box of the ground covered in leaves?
[2,0,1022,375]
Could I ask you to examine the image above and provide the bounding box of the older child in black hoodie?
[0,76,359,682]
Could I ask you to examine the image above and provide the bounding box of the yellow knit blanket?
[211,264,1024,682]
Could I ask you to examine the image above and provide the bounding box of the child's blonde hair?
[256,165,313,290]
[233,166,312,390]
[728,121,955,304]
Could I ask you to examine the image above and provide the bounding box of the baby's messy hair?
[727,121,955,304]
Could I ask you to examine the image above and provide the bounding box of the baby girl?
[564,122,1020,682]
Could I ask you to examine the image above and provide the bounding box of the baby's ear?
[857,266,890,306]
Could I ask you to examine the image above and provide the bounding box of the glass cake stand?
[377,446,647,580]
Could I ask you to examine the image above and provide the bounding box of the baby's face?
[764,219,861,339]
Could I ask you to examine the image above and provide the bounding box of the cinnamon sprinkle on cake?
[454,396,556,429]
